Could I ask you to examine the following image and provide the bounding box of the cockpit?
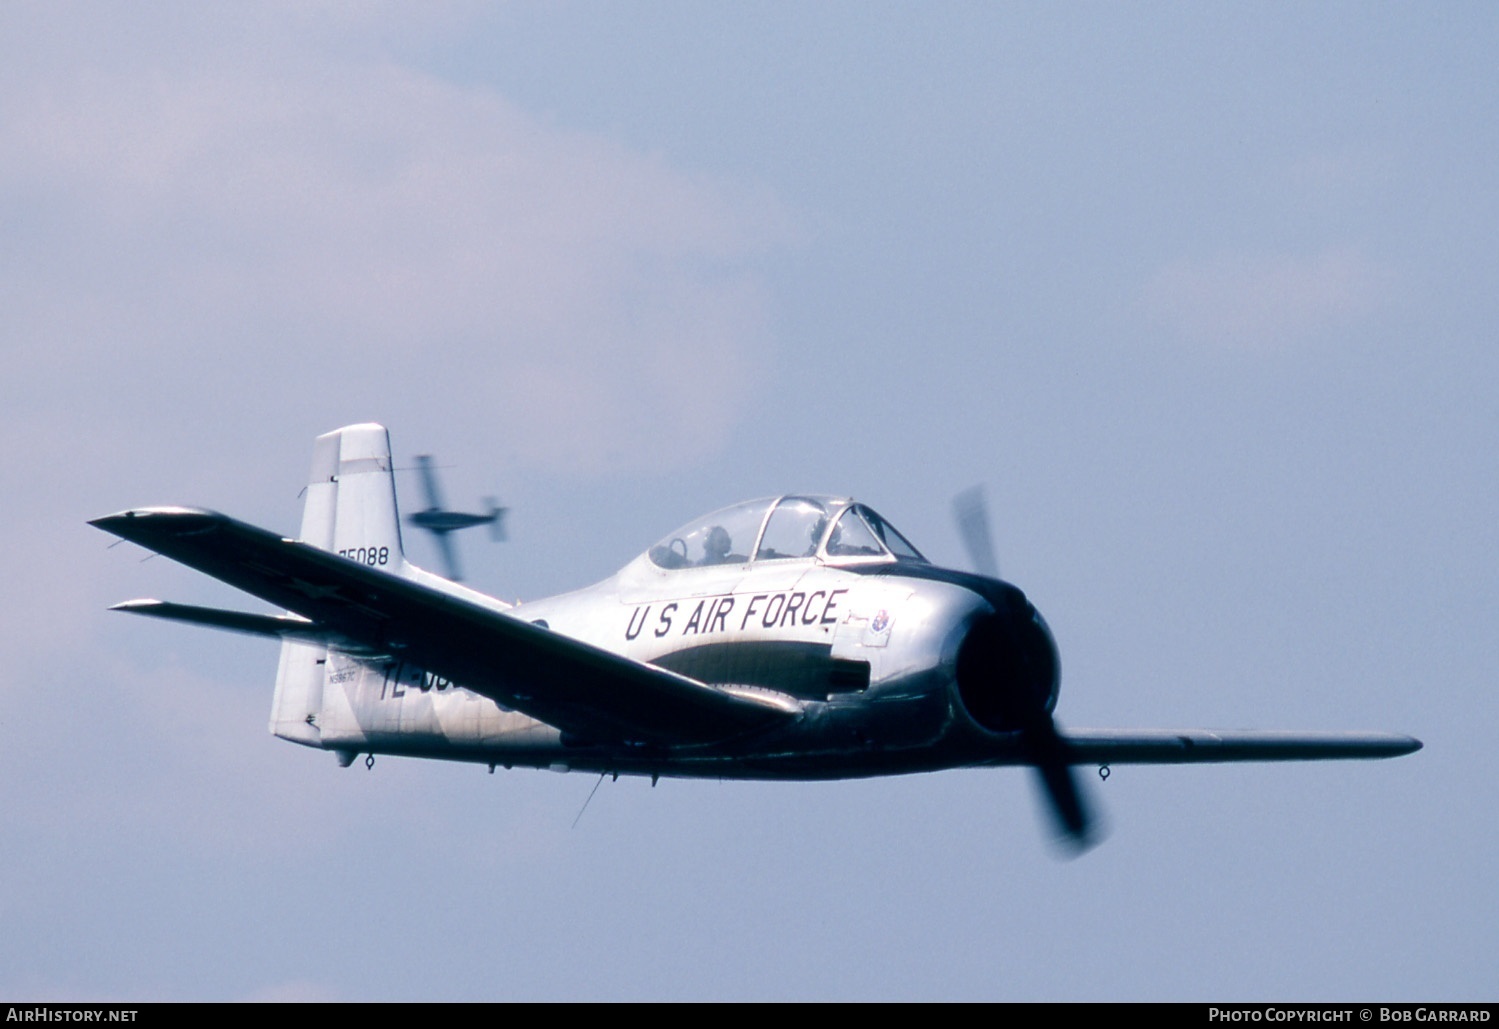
[645,495,926,571]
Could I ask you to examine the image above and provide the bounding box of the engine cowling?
[953,591,1060,735]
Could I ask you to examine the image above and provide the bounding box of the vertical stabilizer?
[270,423,407,746]
[320,423,408,571]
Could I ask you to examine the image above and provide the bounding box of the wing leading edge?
[91,507,801,746]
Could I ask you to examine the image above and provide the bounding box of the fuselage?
[408,509,496,534]
[307,495,1060,781]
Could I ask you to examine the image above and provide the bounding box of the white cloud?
[1144,247,1395,351]
[0,5,795,708]
[0,5,795,475]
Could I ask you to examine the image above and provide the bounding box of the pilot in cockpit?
[702,524,733,565]
[806,516,828,557]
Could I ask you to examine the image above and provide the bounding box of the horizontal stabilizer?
[1059,728,1421,764]
[111,598,314,638]
[107,599,378,654]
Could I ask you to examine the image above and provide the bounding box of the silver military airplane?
[92,424,1420,850]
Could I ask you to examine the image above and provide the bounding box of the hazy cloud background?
[2,1,1494,1000]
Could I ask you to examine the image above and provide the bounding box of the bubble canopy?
[646,495,926,570]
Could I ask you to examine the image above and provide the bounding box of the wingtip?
[90,507,221,537]
[108,598,166,613]
[89,510,134,530]
[1367,732,1424,757]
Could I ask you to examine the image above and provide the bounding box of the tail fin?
[269,424,407,746]
[301,423,408,570]
[484,497,508,542]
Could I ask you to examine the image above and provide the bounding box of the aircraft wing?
[431,529,462,581]
[1057,728,1421,764]
[91,507,801,746]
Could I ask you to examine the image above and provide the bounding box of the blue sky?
[2,2,1494,1000]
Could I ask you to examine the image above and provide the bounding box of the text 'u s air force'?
[624,589,850,641]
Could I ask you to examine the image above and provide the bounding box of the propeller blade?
[1023,714,1095,852]
[953,485,999,579]
[951,489,1097,852]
